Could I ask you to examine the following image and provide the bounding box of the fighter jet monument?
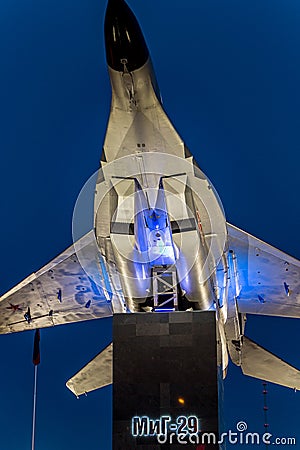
[0,0,299,448]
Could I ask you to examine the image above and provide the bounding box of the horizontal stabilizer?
[241,336,300,390]
[66,343,112,397]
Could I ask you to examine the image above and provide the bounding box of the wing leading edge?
[0,232,113,334]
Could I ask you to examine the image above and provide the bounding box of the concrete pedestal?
[113,311,223,449]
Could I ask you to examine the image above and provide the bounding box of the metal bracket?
[152,266,178,311]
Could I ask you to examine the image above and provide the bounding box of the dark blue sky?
[1,0,299,448]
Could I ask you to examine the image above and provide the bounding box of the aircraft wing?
[227,223,300,318]
[0,231,113,334]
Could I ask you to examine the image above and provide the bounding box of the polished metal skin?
[96,0,227,312]
[0,0,299,395]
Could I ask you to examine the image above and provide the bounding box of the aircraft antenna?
[262,381,269,448]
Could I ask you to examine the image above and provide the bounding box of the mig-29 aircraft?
[1,0,299,397]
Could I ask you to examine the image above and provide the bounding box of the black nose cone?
[105,0,149,72]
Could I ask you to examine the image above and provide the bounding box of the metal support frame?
[152,266,178,311]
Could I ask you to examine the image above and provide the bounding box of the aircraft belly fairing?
[94,150,227,311]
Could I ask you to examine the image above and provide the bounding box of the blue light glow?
[99,255,113,301]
